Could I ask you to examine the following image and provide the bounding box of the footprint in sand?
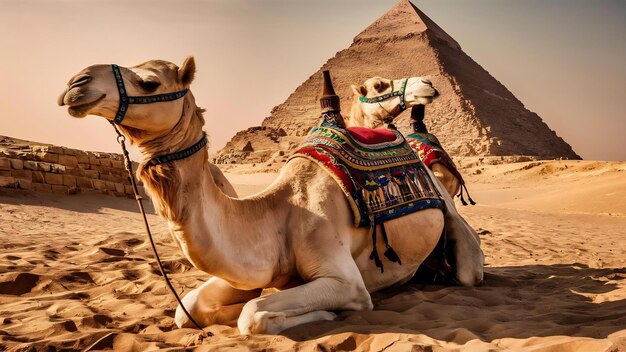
[99,247,127,256]
[0,272,40,295]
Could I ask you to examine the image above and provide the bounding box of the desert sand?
[0,159,625,351]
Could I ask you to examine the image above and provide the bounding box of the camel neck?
[137,94,205,162]
[134,97,288,286]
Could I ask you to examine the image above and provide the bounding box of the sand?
[0,160,624,351]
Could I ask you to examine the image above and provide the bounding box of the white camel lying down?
[58,57,483,334]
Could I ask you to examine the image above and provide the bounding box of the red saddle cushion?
[346,127,397,145]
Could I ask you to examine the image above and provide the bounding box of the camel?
[58,57,483,335]
[348,76,460,198]
[347,76,482,279]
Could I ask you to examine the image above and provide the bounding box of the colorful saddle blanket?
[289,125,444,227]
[405,133,465,187]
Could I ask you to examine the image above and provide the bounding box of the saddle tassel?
[368,217,384,273]
[464,184,476,205]
[458,189,468,206]
[380,223,402,265]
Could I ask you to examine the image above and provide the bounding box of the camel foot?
[240,310,337,335]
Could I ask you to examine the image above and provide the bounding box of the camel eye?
[138,80,161,92]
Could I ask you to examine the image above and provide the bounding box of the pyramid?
[215,0,579,164]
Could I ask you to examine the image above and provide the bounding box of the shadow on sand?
[282,264,625,344]
[0,189,155,214]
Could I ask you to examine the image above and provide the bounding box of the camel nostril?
[69,74,91,89]
[433,89,440,97]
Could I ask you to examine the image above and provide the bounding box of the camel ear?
[178,56,196,87]
[351,84,367,97]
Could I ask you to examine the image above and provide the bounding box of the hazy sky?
[0,0,624,160]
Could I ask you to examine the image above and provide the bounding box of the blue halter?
[111,64,188,124]
[358,78,409,111]
[109,64,206,166]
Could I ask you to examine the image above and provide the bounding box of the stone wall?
[0,136,144,197]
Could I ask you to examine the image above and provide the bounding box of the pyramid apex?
[354,0,461,50]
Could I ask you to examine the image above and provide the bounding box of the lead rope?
[109,122,210,339]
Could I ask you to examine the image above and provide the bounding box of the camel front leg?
[237,234,372,335]
[238,276,372,335]
[175,276,262,328]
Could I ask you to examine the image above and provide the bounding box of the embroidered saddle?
[289,122,444,228]
[405,133,465,185]
[405,132,475,205]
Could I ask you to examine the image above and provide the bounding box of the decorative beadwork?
[146,133,208,166]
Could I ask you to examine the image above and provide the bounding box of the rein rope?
[110,123,210,338]
[108,64,209,338]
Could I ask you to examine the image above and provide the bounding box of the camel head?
[58,57,197,136]
[348,76,439,129]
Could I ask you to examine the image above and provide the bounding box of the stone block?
[66,167,85,177]
[105,181,116,191]
[17,179,32,190]
[50,164,65,173]
[100,173,122,183]
[124,184,133,195]
[114,183,125,193]
[11,169,32,180]
[58,154,78,168]
[77,154,89,164]
[78,163,90,170]
[9,159,23,170]
[76,177,93,189]
[52,185,69,195]
[24,161,38,170]
[32,171,44,183]
[0,176,17,187]
[88,155,100,166]
[63,175,76,187]
[38,162,51,172]
[99,159,112,167]
[33,183,52,193]
[0,158,10,170]
[49,146,64,154]
[84,170,99,179]
[92,180,106,191]
[0,170,10,177]
[44,172,63,185]
[36,152,58,163]
[111,160,124,169]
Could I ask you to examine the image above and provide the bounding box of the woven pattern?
[406,133,465,184]
[290,125,443,227]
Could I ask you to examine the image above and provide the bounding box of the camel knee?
[175,288,205,328]
[454,245,485,287]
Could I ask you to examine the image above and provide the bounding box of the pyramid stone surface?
[216,0,579,163]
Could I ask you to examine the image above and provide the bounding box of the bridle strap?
[146,133,208,166]
[358,78,408,111]
[111,64,188,124]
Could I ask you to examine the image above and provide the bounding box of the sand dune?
[0,160,624,351]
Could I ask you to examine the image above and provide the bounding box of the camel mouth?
[411,88,439,105]
[66,94,106,118]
